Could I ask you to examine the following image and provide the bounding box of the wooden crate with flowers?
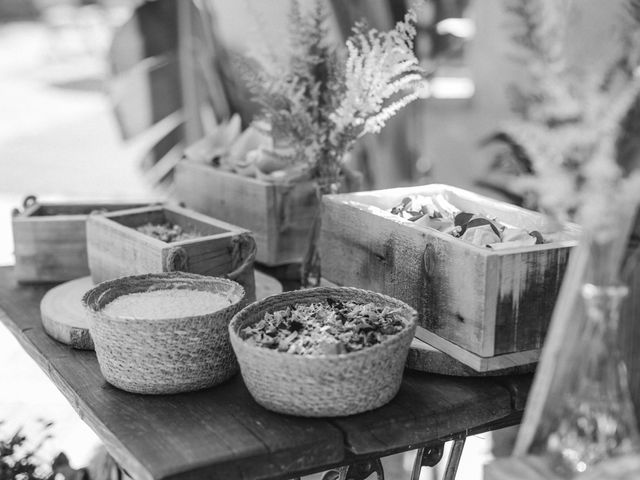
[176,3,428,283]
[319,184,580,371]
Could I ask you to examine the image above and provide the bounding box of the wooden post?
[177,0,203,145]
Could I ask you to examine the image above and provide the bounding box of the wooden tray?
[407,336,536,376]
[414,326,539,373]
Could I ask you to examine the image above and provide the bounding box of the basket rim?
[82,272,245,324]
[229,286,417,361]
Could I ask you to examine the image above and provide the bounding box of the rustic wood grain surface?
[407,338,537,377]
[40,276,94,349]
[175,161,318,266]
[0,266,531,480]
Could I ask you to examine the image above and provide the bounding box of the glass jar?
[547,283,640,476]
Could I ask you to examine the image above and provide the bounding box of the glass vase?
[300,162,344,288]
[547,282,640,476]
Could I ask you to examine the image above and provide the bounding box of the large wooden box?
[12,197,146,283]
[86,204,256,300]
[319,184,579,367]
[174,160,317,266]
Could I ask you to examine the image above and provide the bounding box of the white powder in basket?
[103,289,232,319]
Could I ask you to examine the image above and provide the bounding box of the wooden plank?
[415,326,540,372]
[330,369,515,455]
[407,338,536,377]
[0,267,343,480]
[175,162,273,259]
[87,215,165,283]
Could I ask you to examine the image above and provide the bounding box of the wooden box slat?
[174,160,318,266]
[12,201,147,283]
[86,204,256,300]
[319,184,579,362]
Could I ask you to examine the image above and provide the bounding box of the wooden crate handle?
[225,234,256,282]
[164,246,188,272]
[13,195,38,217]
[423,243,437,277]
[23,195,37,209]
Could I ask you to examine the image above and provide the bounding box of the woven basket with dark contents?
[82,272,245,394]
[229,287,417,417]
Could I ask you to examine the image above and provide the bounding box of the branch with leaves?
[482,0,640,243]
[238,1,428,190]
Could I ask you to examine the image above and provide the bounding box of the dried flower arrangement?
[389,194,545,248]
[241,298,407,355]
[136,222,199,243]
[233,1,428,285]
[238,1,427,189]
[483,0,640,248]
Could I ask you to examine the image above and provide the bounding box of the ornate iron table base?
[317,435,467,480]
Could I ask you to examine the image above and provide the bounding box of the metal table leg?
[321,458,385,480]
[320,434,466,480]
[411,436,467,480]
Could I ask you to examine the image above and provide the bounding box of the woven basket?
[229,287,417,417]
[82,272,245,394]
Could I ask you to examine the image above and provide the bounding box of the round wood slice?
[40,276,94,350]
[407,338,536,377]
[255,271,282,299]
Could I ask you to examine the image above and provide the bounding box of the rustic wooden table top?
[0,266,532,480]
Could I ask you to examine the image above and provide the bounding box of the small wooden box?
[174,160,317,266]
[319,184,579,369]
[12,198,146,283]
[86,205,256,300]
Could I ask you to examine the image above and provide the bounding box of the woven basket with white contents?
[82,272,245,394]
[229,287,417,417]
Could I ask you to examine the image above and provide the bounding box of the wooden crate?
[319,184,579,369]
[12,198,147,283]
[86,204,256,300]
[174,160,318,266]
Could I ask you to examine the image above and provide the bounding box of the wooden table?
[0,266,531,480]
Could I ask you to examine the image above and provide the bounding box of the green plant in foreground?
[0,420,53,480]
[484,0,640,242]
